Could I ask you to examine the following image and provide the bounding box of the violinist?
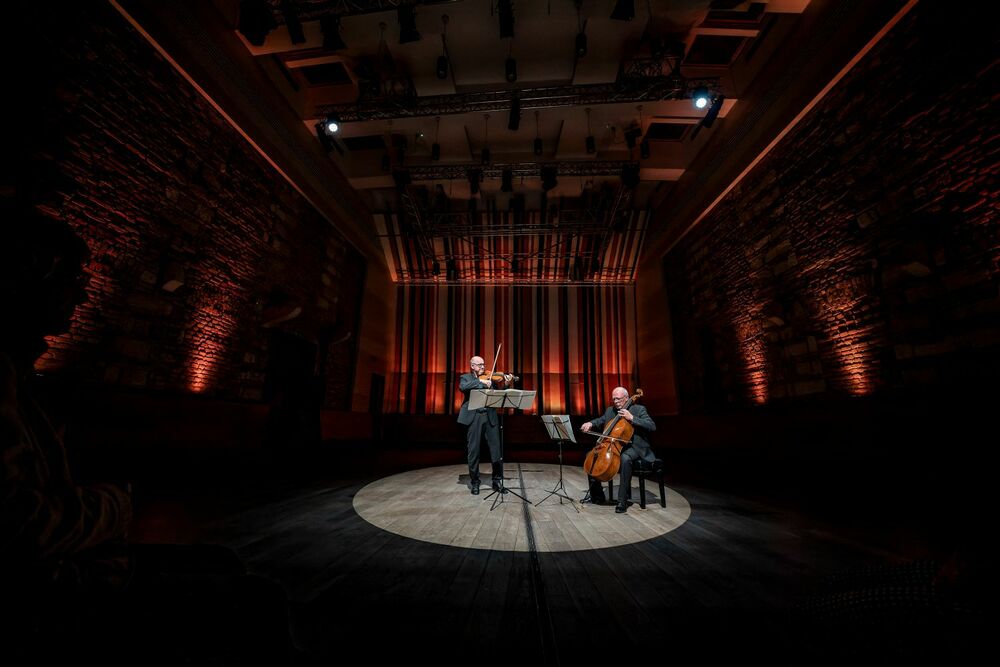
[581,387,656,513]
[457,356,512,495]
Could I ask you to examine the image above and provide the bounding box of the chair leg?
[638,473,646,509]
[607,480,613,503]
[657,471,666,507]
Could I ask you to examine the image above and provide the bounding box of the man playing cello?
[581,387,657,513]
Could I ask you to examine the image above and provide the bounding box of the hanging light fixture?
[505,37,517,83]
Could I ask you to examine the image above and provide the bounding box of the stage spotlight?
[640,138,650,159]
[499,0,515,39]
[323,115,341,135]
[398,6,421,44]
[481,147,491,165]
[446,259,458,281]
[505,57,517,83]
[533,137,543,156]
[575,31,588,57]
[540,166,558,191]
[572,256,584,281]
[508,93,521,131]
[431,142,441,161]
[431,261,441,277]
[701,95,725,128]
[610,0,635,21]
[381,153,390,171]
[238,0,277,46]
[692,87,710,109]
[436,54,449,79]
[585,135,596,154]
[320,15,346,51]
[501,168,513,192]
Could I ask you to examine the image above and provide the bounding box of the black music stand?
[470,388,536,510]
[535,415,579,512]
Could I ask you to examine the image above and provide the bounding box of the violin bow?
[488,343,501,379]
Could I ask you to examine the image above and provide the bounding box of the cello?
[582,388,644,482]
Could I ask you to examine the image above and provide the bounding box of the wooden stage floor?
[131,453,977,663]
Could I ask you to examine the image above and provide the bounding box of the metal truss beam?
[316,77,721,122]
[404,160,638,182]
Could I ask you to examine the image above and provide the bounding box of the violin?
[582,388,643,482]
[478,372,520,390]
[480,343,519,390]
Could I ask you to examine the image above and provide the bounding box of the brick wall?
[664,5,999,411]
[7,2,364,409]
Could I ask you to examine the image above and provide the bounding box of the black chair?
[607,458,666,509]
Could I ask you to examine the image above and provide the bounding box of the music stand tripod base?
[472,388,536,511]
[534,441,579,512]
[536,415,579,511]
[483,475,529,510]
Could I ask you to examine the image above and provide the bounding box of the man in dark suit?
[581,387,656,513]
[457,356,511,495]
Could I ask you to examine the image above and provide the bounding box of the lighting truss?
[316,77,720,122]
[403,160,640,182]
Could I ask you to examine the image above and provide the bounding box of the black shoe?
[491,480,502,492]
[471,481,480,495]
[615,502,628,513]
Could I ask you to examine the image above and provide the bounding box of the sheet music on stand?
[541,415,575,444]
[470,389,536,411]
[536,414,578,510]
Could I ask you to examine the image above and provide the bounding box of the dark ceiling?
[112,0,908,284]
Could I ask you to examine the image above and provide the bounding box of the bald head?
[470,356,485,373]
[611,387,628,408]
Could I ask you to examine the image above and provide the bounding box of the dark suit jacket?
[588,403,656,462]
[456,372,497,426]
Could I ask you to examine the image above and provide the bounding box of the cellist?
[580,387,657,513]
